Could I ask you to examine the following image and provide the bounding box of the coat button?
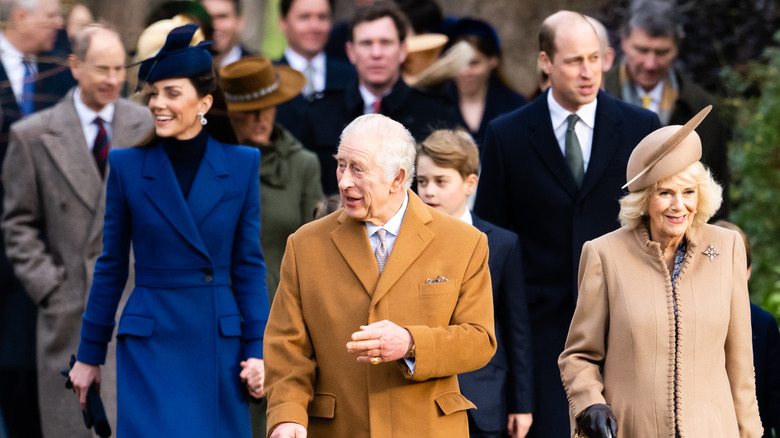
[203,268,213,283]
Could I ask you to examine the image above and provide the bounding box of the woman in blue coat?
[70,24,268,437]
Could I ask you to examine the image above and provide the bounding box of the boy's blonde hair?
[417,129,479,178]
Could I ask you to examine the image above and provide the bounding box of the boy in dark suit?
[416,129,533,438]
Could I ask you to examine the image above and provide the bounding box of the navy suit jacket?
[274,54,356,141]
[473,89,660,437]
[458,214,533,433]
[751,303,780,438]
[302,78,460,194]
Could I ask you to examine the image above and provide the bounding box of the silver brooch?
[703,244,720,262]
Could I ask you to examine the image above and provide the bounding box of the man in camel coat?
[264,114,496,438]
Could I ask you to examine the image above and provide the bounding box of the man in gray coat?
[1,25,152,438]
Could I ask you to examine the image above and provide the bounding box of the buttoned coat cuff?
[267,403,309,437]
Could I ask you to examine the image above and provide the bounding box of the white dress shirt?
[548,91,597,171]
[458,209,473,225]
[358,84,392,115]
[73,87,115,150]
[365,192,408,254]
[0,32,35,104]
[284,48,326,94]
[220,44,243,68]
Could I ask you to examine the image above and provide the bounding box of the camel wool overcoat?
[559,224,763,437]
[264,190,497,437]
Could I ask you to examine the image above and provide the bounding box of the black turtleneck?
[163,128,208,199]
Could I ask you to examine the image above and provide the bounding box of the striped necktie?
[93,117,110,179]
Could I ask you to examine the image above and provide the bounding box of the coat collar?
[39,91,102,211]
[632,222,702,278]
[331,189,434,302]
[142,135,229,261]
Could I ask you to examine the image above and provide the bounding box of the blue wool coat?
[77,136,269,437]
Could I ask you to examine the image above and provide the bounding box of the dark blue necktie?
[20,61,36,116]
[93,117,109,179]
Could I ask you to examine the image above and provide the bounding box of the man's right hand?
[270,422,307,438]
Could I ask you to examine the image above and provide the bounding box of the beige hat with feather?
[623,105,712,192]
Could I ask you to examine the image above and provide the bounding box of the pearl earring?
[198,112,208,126]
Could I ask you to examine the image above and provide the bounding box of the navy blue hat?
[138,24,213,85]
[448,18,501,53]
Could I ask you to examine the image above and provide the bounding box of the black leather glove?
[576,403,618,438]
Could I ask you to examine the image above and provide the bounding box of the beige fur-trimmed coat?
[559,224,763,437]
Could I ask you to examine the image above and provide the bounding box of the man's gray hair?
[0,0,40,23]
[624,0,684,44]
[339,114,417,189]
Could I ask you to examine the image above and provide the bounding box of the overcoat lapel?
[40,97,102,212]
[331,215,379,297]
[187,137,228,226]
[579,92,621,200]
[527,94,579,198]
[372,192,434,306]
[143,143,211,261]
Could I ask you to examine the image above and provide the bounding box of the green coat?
[258,124,323,301]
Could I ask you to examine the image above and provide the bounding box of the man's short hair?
[0,0,40,22]
[198,0,242,16]
[623,0,684,44]
[538,15,557,61]
[417,129,479,180]
[70,24,123,61]
[280,0,335,18]
[339,114,416,189]
[348,0,409,43]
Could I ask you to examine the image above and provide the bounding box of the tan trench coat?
[264,190,497,437]
[559,224,763,437]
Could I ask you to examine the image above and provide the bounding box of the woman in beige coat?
[558,106,763,438]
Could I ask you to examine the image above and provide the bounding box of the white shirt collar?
[365,191,409,240]
[635,79,664,113]
[0,32,25,62]
[74,87,115,125]
[458,209,473,225]
[219,44,243,68]
[0,32,34,103]
[74,87,116,149]
[284,48,325,72]
[358,84,392,115]
[285,49,326,94]
[547,90,597,132]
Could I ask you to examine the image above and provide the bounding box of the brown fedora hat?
[624,105,712,192]
[218,56,306,112]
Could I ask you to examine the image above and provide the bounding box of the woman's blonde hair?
[618,161,722,229]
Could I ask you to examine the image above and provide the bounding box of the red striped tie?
[93,117,109,179]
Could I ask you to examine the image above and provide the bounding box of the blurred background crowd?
[0,0,779,437]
